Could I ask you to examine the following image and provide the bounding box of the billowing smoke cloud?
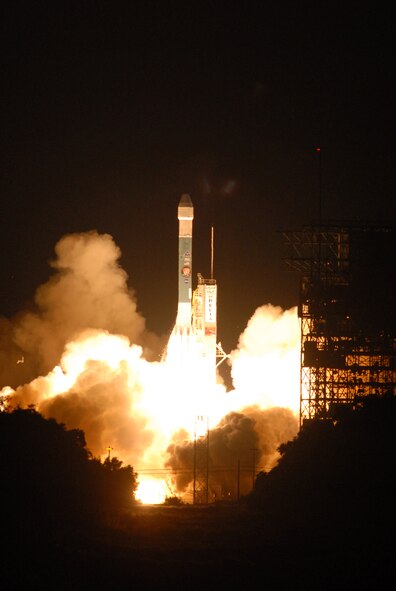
[0,231,165,465]
[39,362,153,466]
[1,231,162,388]
[229,304,300,411]
[13,231,145,372]
[6,329,155,465]
[165,406,298,500]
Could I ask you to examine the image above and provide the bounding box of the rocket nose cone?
[179,193,193,208]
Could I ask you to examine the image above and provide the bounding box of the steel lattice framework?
[283,224,396,427]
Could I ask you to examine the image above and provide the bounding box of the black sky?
[1,1,395,352]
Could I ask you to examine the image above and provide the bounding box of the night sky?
[1,2,395,353]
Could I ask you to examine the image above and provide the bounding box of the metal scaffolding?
[283,224,396,427]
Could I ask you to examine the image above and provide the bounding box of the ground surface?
[3,503,392,590]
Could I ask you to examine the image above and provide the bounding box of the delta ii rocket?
[175,193,194,333]
[167,193,223,387]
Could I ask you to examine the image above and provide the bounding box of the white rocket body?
[175,194,194,332]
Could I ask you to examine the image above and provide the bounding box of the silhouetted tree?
[96,455,138,516]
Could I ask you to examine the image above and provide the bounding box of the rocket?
[175,193,194,331]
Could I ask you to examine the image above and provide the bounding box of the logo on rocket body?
[176,194,194,329]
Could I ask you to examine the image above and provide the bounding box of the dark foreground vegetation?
[1,398,395,590]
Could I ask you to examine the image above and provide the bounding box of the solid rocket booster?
[176,193,194,329]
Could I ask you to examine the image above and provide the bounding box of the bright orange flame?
[136,477,169,504]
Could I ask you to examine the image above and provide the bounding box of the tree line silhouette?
[2,396,395,534]
[1,396,394,589]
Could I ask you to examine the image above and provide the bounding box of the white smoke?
[229,304,300,411]
[13,231,150,371]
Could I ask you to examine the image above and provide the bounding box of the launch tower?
[283,223,396,427]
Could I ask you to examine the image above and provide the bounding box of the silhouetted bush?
[163,495,184,506]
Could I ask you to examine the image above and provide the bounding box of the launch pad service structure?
[283,223,396,427]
